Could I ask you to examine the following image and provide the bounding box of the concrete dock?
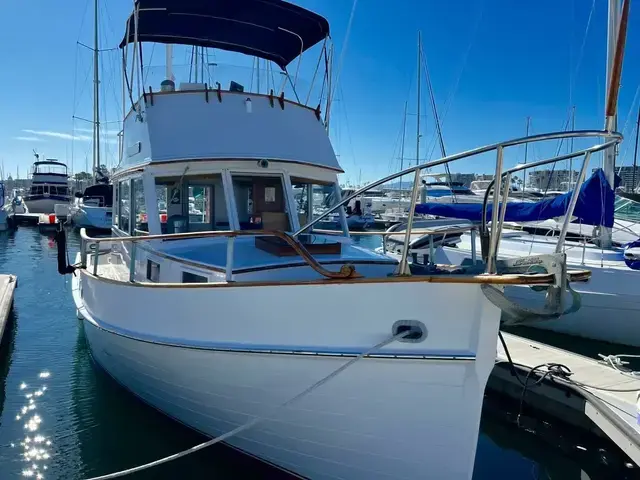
[0,274,17,346]
[490,332,640,466]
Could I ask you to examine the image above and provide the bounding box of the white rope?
[83,331,407,480]
[599,353,640,380]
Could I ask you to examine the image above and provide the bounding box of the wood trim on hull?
[81,268,590,289]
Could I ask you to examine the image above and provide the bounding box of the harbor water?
[0,227,637,479]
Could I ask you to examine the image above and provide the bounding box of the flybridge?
[119,0,330,70]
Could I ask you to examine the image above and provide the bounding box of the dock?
[0,274,17,345]
[490,332,640,465]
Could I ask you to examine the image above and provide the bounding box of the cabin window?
[33,186,43,195]
[43,185,49,195]
[132,178,147,233]
[146,260,160,282]
[155,175,227,234]
[291,179,340,230]
[231,175,290,231]
[182,271,208,283]
[118,180,131,233]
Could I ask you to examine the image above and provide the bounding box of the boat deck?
[162,236,397,272]
[492,332,640,465]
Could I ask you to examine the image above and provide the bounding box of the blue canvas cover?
[414,169,620,228]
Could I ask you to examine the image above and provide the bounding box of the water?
[0,227,636,479]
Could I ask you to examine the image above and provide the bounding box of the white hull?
[74,267,501,479]
[69,204,112,230]
[436,235,640,346]
[23,197,70,214]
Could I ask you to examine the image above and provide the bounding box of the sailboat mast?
[416,31,421,167]
[399,101,408,199]
[632,107,640,192]
[601,0,629,247]
[93,0,100,182]
[569,106,575,188]
[522,116,530,198]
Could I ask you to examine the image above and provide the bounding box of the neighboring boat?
[23,157,71,214]
[69,183,113,230]
[59,1,598,479]
[382,0,635,346]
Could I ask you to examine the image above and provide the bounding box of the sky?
[0,0,639,185]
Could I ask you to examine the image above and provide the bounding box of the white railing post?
[470,228,477,265]
[398,167,422,275]
[129,242,137,282]
[226,237,235,281]
[92,243,98,276]
[487,145,504,274]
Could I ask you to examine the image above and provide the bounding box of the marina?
[0,0,639,478]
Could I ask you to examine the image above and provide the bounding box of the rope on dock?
[82,330,409,480]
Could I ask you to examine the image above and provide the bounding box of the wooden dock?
[0,274,17,345]
[490,332,640,465]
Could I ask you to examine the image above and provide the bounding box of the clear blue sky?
[0,0,638,184]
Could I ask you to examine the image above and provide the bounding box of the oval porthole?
[392,320,427,343]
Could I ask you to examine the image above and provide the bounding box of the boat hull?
[23,195,71,214]
[439,243,640,346]
[74,268,501,479]
[69,205,112,230]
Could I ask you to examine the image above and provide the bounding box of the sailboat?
[57,1,607,478]
[386,0,640,347]
[68,0,113,231]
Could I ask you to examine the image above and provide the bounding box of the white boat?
[60,1,602,479]
[69,183,113,230]
[23,158,72,214]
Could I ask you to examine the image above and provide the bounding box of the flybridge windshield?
[33,162,67,176]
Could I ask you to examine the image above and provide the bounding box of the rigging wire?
[326,0,358,125]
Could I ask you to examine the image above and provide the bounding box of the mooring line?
[83,331,408,480]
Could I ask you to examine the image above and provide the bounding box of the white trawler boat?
[23,157,72,214]
[60,1,599,478]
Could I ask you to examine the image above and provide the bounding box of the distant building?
[448,173,477,187]
[526,169,578,191]
[601,165,640,191]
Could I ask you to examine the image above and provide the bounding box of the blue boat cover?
[415,169,620,227]
[120,0,330,70]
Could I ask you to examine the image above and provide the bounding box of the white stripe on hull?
[84,322,489,479]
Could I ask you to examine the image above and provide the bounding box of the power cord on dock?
[82,330,410,480]
[499,331,640,427]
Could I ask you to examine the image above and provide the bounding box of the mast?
[632,107,640,192]
[568,107,576,189]
[416,31,421,167]
[522,116,530,198]
[601,0,629,247]
[398,101,408,200]
[92,0,100,183]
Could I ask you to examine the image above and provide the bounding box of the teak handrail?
[81,228,359,280]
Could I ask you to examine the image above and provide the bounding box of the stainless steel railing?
[296,129,623,275]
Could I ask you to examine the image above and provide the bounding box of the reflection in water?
[14,371,52,478]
